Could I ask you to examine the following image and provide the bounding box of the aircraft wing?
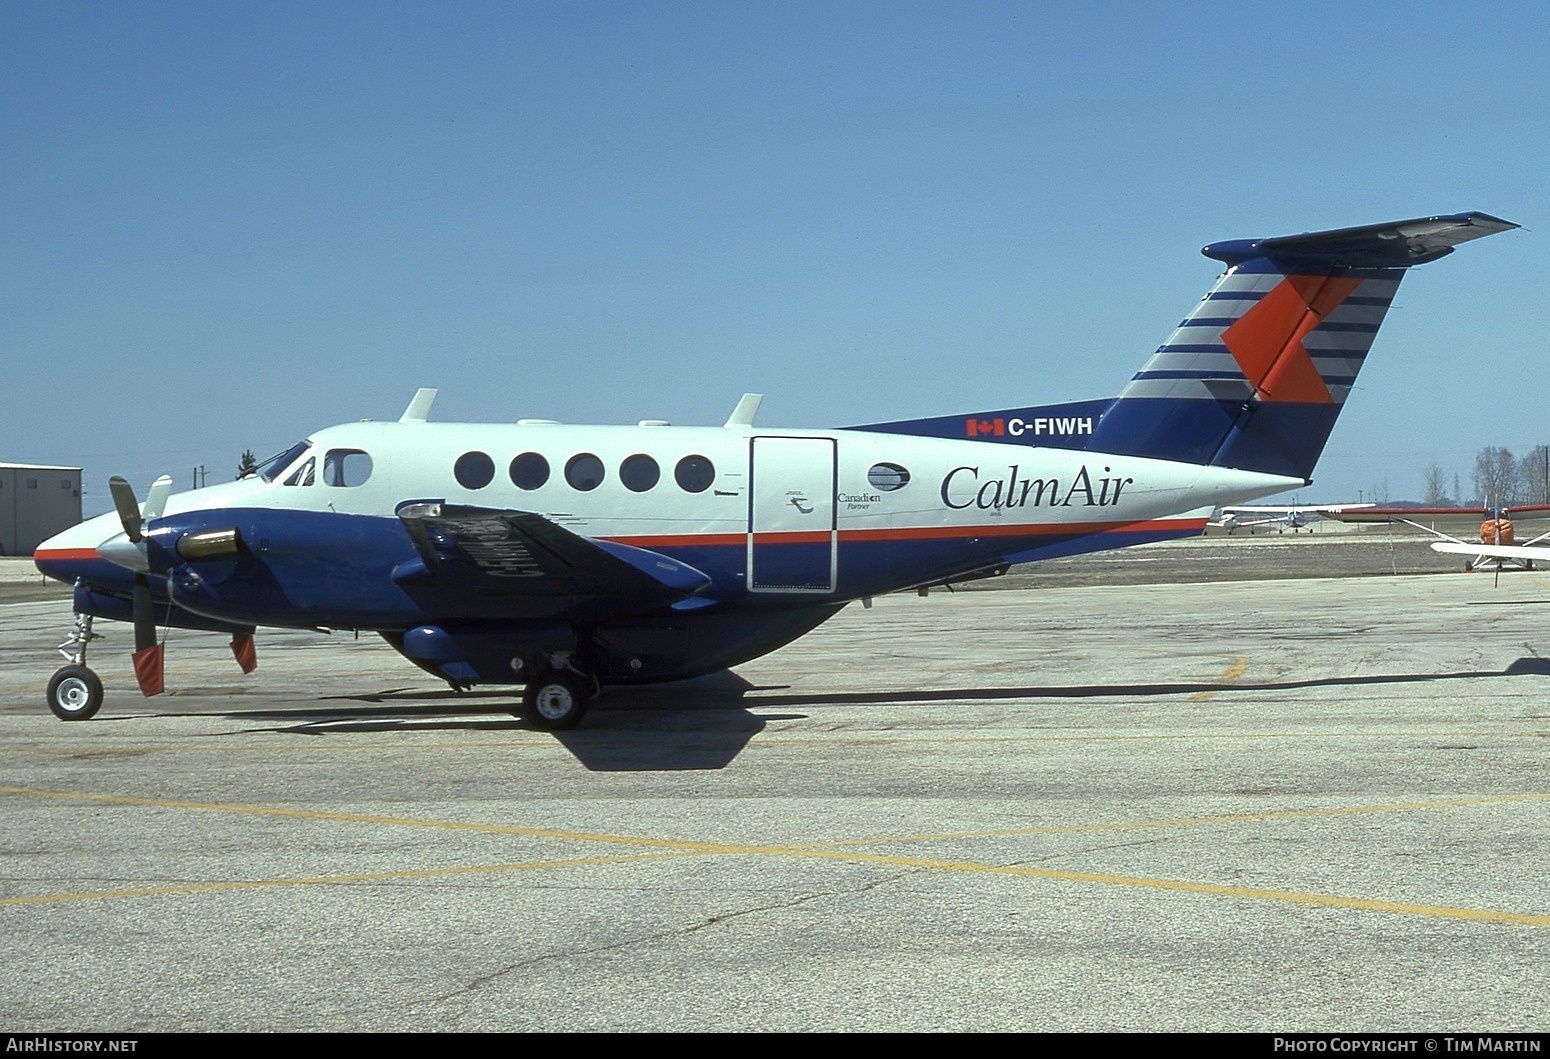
[1221,503,1375,517]
[1324,504,1550,526]
[1305,504,1376,516]
[1431,542,1550,562]
[394,503,712,603]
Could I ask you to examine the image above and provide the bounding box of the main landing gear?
[47,614,104,721]
[517,670,595,731]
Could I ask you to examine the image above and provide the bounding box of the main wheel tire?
[47,665,104,721]
[519,672,589,731]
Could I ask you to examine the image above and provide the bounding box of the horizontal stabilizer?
[1203,212,1519,269]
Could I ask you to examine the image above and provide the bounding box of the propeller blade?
[131,574,157,653]
[108,476,143,543]
[106,473,169,696]
[143,475,173,520]
[101,473,173,572]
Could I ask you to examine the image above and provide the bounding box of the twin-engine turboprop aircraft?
[34,212,1517,728]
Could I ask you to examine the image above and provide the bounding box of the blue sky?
[4,1,1546,515]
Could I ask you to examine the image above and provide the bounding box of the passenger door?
[748,436,836,593]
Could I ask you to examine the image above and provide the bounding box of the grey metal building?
[1,463,83,557]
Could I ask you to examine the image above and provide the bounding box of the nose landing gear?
[48,613,104,720]
[47,666,104,721]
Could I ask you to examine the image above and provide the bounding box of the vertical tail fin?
[849,213,1515,482]
[1089,212,1517,479]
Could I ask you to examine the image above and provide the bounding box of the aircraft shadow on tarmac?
[217,657,1550,772]
[229,670,790,771]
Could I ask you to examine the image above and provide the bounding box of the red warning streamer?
[132,644,165,698]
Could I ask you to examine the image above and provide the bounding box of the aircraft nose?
[33,511,135,587]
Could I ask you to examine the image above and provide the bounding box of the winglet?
[724,393,763,427]
[400,388,439,423]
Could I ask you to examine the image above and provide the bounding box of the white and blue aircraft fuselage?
[34,212,1517,727]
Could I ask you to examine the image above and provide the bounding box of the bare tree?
[236,449,259,480]
[1519,445,1550,506]
[1421,463,1450,506]
[1473,446,1520,507]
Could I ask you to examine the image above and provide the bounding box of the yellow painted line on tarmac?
[1190,656,1248,701]
[750,846,1550,928]
[10,786,1544,848]
[799,792,1550,847]
[0,785,736,853]
[4,785,1548,925]
[0,850,705,906]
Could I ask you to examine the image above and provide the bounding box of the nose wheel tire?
[518,672,589,730]
[47,666,104,721]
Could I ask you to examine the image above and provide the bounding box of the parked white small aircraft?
[34,212,1517,727]
[1325,504,1550,575]
[1212,501,1375,534]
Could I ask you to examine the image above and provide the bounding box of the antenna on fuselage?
[400,388,438,423]
[724,393,763,427]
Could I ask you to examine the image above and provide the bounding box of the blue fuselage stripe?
[38,508,1203,630]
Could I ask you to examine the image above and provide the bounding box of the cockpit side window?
[283,456,316,487]
[255,441,312,482]
[324,449,373,487]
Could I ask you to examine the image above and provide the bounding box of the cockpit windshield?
[252,440,313,482]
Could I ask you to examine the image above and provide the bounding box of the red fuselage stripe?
[750,531,833,545]
[32,548,100,563]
